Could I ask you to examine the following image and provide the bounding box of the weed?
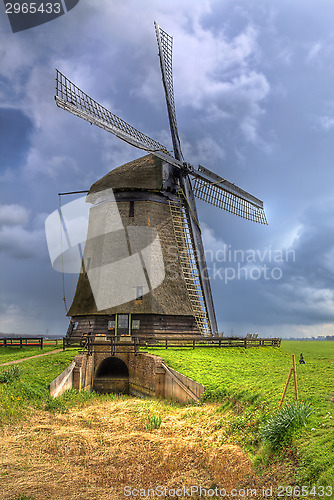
[260,401,315,449]
[45,397,70,413]
[0,365,20,383]
[146,414,162,430]
[228,415,247,432]
[213,419,224,430]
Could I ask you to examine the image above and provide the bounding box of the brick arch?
[95,357,129,378]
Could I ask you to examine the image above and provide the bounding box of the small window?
[136,286,143,301]
[129,200,135,217]
[132,320,140,330]
[73,322,79,330]
[108,320,115,330]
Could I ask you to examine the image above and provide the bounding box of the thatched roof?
[88,154,164,197]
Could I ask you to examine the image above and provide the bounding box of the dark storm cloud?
[202,199,334,334]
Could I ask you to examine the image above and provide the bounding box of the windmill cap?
[87,154,164,201]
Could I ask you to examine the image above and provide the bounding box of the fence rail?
[0,337,44,349]
[62,335,281,355]
[0,338,63,349]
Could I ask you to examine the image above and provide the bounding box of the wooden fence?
[62,335,281,354]
[0,338,62,349]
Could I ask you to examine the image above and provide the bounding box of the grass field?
[0,344,62,364]
[0,340,333,497]
[0,348,80,422]
[146,341,334,487]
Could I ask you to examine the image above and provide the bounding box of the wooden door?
[117,314,129,336]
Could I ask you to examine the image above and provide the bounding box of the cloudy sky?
[1,0,334,338]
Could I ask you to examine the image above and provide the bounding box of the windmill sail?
[193,177,267,224]
[192,166,267,225]
[55,70,181,168]
[155,22,183,161]
[155,22,217,334]
[178,177,218,335]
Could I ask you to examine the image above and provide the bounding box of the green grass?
[0,348,130,424]
[0,343,62,364]
[260,401,315,449]
[0,349,81,423]
[147,341,334,487]
[146,414,162,431]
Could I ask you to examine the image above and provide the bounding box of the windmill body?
[67,154,206,339]
[56,23,267,339]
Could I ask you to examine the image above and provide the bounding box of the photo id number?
[277,485,333,497]
[5,3,62,15]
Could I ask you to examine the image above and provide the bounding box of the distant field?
[147,341,334,405]
[147,341,334,486]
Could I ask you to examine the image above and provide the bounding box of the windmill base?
[66,313,203,339]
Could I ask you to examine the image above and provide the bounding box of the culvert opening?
[95,357,129,379]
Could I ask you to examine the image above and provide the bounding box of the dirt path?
[0,349,63,366]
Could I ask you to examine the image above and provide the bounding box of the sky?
[0,0,334,338]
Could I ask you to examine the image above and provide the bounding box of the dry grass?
[0,398,292,500]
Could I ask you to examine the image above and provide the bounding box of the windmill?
[55,22,267,339]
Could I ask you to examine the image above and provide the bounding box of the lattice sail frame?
[55,70,172,159]
[154,23,178,140]
[193,178,268,225]
[154,22,183,161]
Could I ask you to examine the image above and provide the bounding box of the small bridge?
[49,334,281,403]
[50,343,205,404]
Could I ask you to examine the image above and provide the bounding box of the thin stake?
[279,368,293,407]
[292,354,298,400]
